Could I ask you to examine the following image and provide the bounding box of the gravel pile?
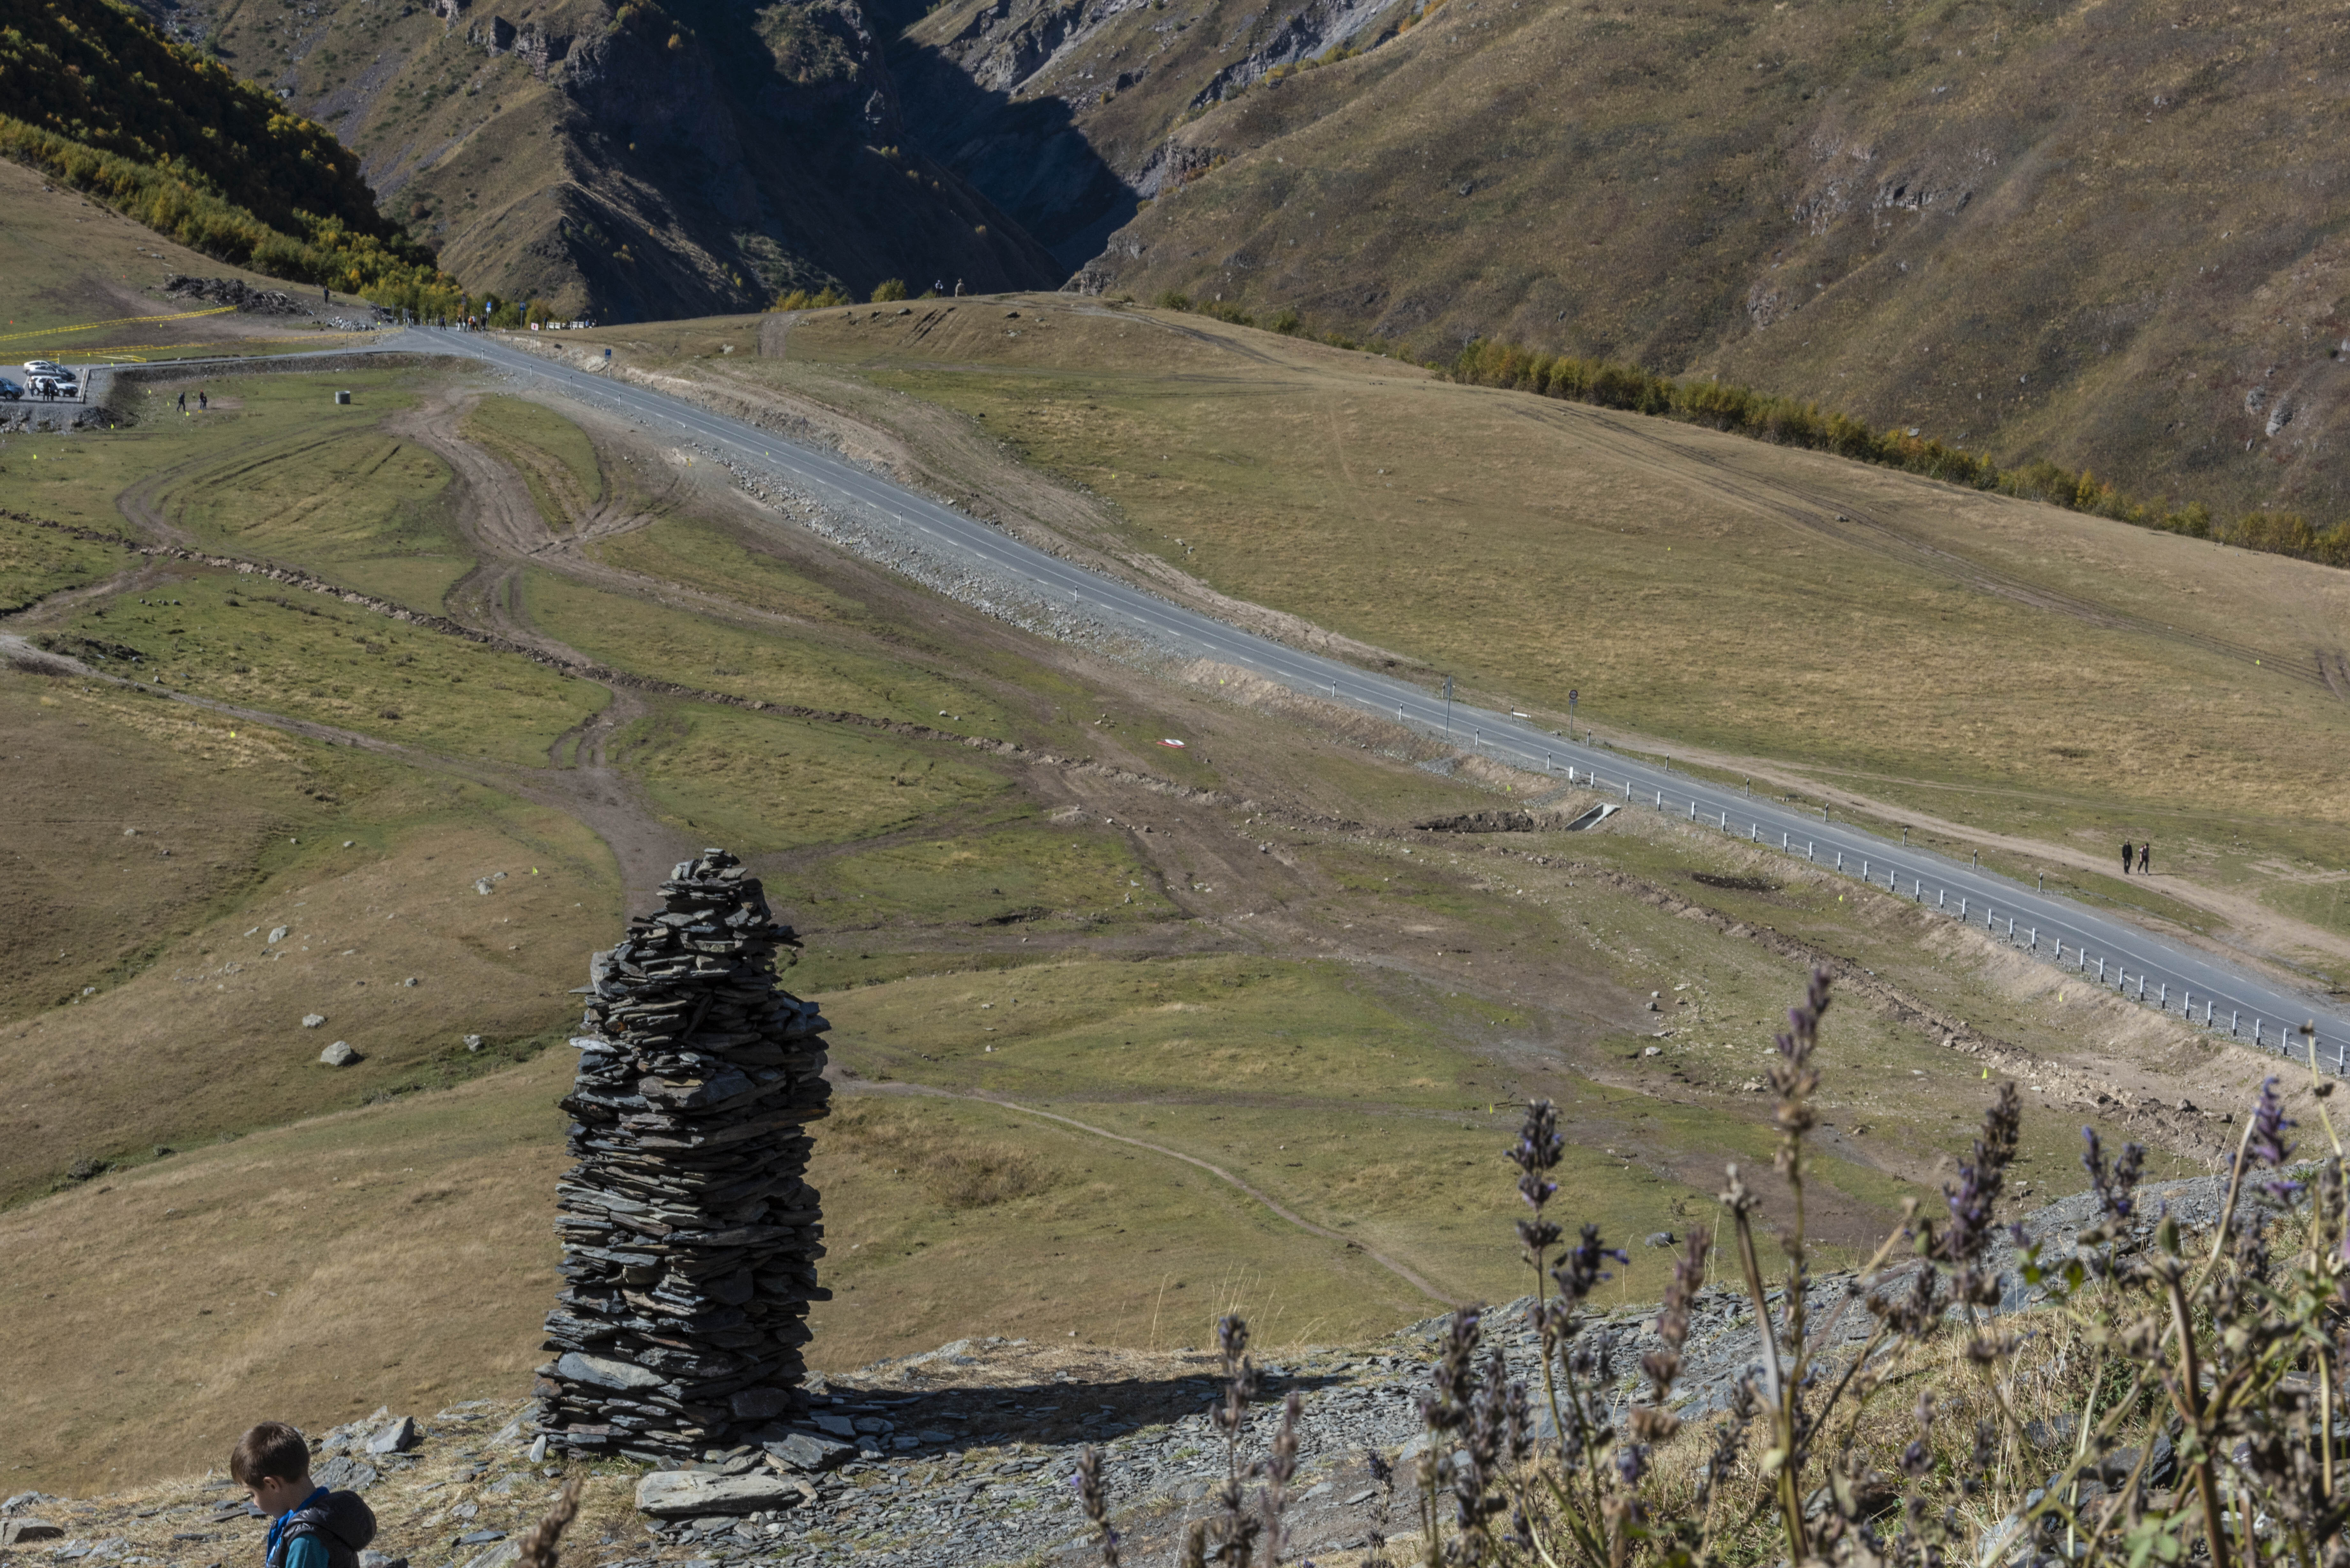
[532,848,834,1465]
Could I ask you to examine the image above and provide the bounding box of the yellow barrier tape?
[0,305,239,346]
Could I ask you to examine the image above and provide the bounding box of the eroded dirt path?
[385,390,700,908]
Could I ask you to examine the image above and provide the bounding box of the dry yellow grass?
[0,674,620,1202]
[0,1049,574,1492]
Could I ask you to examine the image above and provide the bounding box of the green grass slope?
[0,160,356,359]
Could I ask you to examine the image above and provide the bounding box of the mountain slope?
[129,0,1065,319]
[1,0,454,298]
[885,0,2350,525]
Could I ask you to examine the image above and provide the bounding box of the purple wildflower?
[2247,1076,2299,1200]
[1511,1099,1564,1259]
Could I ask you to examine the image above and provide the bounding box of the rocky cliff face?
[173,0,1062,318]
[884,0,1407,265]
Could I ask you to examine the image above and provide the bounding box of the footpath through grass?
[52,566,608,764]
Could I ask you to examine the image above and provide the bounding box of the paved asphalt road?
[349,329,2348,1069]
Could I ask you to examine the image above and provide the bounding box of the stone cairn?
[532,848,832,1464]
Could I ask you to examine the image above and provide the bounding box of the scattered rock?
[311,1457,378,1492]
[464,1035,484,1051]
[364,1415,419,1454]
[0,1522,64,1547]
[320,1041,360,1067]
[358,1553,407,1568]
[758,1430,856,1472]
[301,1013,326,1028]
[161,275,307,314]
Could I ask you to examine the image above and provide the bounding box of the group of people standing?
[2121,840,2152,875]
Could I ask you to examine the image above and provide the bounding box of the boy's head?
[230,1423,314,1517]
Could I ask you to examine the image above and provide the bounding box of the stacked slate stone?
[532,847,833,1465]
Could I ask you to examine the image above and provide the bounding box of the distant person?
[199,390,209,411]
[176,391,186,413]
[2140,842,2151,874]
[322,285,331,304]
[2120,841,2133,876]
[230,1421,376,1568]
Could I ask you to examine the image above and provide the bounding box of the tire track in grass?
[846,1077,1457,1305]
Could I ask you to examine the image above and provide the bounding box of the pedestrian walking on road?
[2140,842,2151,874]
[2120,840,2134,876]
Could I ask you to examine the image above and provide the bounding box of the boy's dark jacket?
[269,1490,376,1568]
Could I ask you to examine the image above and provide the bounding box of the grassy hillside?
[887,0,2350,532]
[1,0,459,304]
[610,298,2350,984]
[2,341,2263,1493]
[0,162,386,360]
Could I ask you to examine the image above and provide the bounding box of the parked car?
[22,359,68,380]
[0,377,20,401]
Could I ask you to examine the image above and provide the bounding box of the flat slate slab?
[758,1430,856,1472]
[635,1471,806,1519]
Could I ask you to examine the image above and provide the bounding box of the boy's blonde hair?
[229,1422,310,1487]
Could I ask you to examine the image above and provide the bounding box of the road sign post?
[1568,689,1578,740]
[1443,675,1453,737]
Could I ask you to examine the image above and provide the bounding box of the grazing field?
[519,568,1013,736]
[0,342,2288,1498]
[0,668,620,1204]
[0,510,128,611]
[460,394,604,531]
[52,568,610,764]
